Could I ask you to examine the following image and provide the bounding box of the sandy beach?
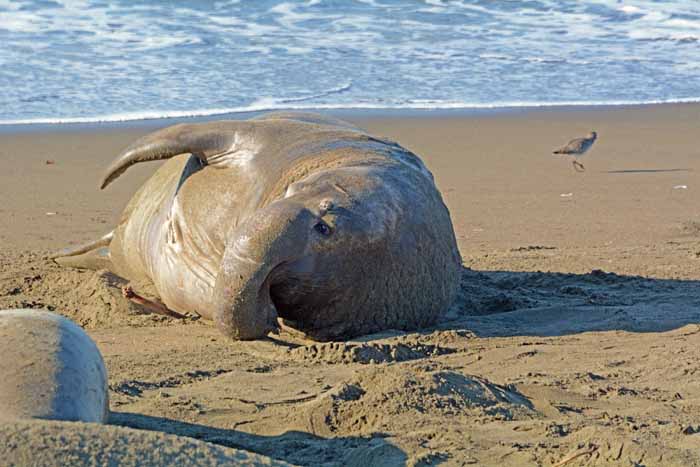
[2,104,700,466]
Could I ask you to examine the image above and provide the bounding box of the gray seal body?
[0,310,109,423]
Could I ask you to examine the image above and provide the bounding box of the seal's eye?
[313,222,332,236]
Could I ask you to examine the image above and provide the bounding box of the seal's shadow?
[442,266,700,338]
[109,411,407,467]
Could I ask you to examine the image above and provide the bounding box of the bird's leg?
[573,160,585,172]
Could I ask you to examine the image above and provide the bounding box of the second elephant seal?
[0,310,109,423]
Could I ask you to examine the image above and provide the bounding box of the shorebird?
[553,131,597,172]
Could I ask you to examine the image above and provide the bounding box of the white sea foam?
[4,97,700,126]
[0,0,22,11]
[270,2,341,28]
[1,0,700,123]
[479,54,512,60]
[617,5,642,14]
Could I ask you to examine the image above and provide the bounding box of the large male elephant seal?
[53,112,461,341]
[0,309,109,423]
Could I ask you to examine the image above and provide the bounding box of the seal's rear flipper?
[51,231,114,270]
[53,247,112,270]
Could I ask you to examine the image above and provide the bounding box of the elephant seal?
[53,112,461,341]
[0,420,293,467]
[0,309,109,423]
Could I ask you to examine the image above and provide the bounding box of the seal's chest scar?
[165,198,184,249]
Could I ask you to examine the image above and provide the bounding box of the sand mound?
[0,251,191,329]
[286,331,468,364]
[0,419,293,467]
[289,364,535,437]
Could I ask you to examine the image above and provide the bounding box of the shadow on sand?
[109,411,407,467]
[605,168,692,174]
[447,266,700,338]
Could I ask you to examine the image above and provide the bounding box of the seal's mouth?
[266,263,318,329]
[253,265,280,332]
[258,261,309,334]
[269,280,303,322]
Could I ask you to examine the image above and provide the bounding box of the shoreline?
[2,101,700,134]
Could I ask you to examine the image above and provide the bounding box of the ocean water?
[1,0,700,124]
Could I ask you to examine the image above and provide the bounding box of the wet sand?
[1,104,700,466]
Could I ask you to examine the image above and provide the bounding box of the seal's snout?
[214,202,311,341]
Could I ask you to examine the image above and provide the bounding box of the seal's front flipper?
[51,231,114,270]
[99,121,257,189]
[121,285,187,320]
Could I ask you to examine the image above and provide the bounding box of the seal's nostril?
[314,222,332,236]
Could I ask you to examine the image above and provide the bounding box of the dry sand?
[1,104,700,466]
